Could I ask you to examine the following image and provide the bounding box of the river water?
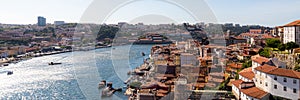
[0,44,153,100]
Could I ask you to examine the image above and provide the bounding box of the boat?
[98,80,106,88]
[102,87,115,97]
[7,71,13,75]
[48,62,62,65]
[113,88,122,91]
[3,63,9,66]
[101,82,122,97]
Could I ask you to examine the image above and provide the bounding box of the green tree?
[278,43,286,51]
[242,60,252,69]
[96,25,119,41]
[294,64,300,72]
[259,48,271,58]
[129,81,142,88]
[286,42,299,53]
[266,38,281,48]
[297,59,300,64]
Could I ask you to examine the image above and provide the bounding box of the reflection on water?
[0,45,152,100]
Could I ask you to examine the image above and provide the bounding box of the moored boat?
[7,71,13,75]
[48,62,62,65]
[98,80,106,88]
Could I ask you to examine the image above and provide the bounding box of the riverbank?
[0,43,117,67]
[0,49,72,67]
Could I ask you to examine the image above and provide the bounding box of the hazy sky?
[0,0,300,26]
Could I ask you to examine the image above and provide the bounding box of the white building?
[232,79,269,100]
[254,64,300,100]
[232,55,300,100]
[251,55,269,71]
[283,20,300,45]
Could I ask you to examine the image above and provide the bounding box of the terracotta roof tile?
[241,87,268,99]
[294,48,300,53]
[255,64,300,79]
[239,68,255,80]
[284,20,300,27]
[251,55,269,65]
[225,67,231,72]
[231,79,243,87]
[227,63,243,69]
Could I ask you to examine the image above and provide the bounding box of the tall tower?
[37,16,46,26]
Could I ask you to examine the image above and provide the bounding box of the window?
[260,72,261,76]
[293,80,297,84]
[284,78,287,82]
[260,81,262,84]
[265,82,268,87]
[294,88,297,93]
[274,76,277,80]
[265,74,267,78]
[255,79,257,82]
[284,86,287,91]
[274,85,277,89]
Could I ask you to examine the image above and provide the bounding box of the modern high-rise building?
[37,16,46,26]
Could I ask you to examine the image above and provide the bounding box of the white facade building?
[232,55,300,100]
[254,64,300,100]
[283,20,300,45]
[251,55,269,71]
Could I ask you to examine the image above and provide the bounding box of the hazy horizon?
[0,0,299,27]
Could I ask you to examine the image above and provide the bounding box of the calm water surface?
[0,45,153,100]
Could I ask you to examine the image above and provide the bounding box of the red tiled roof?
[284,20,300,27]
[261,34,273,39]
[225,67,231,72]
[239,68,255,80]
[251,55,269,65]
[157,89,168,94]
[241,87,268,99]
[155,74,176,78]
[239,67,252,73]
[192,83,205,88]
[255,64,300,79]
[231,79,243,87]
[239,33,273,39]
[227,63,242,69]
[294,48,300,53]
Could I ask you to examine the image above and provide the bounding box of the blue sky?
[0,0,299,26]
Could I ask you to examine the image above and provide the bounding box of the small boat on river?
[7,71,13,75]
[101,82,122,97]
[98,80,106,88]
[48,62,62,65]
